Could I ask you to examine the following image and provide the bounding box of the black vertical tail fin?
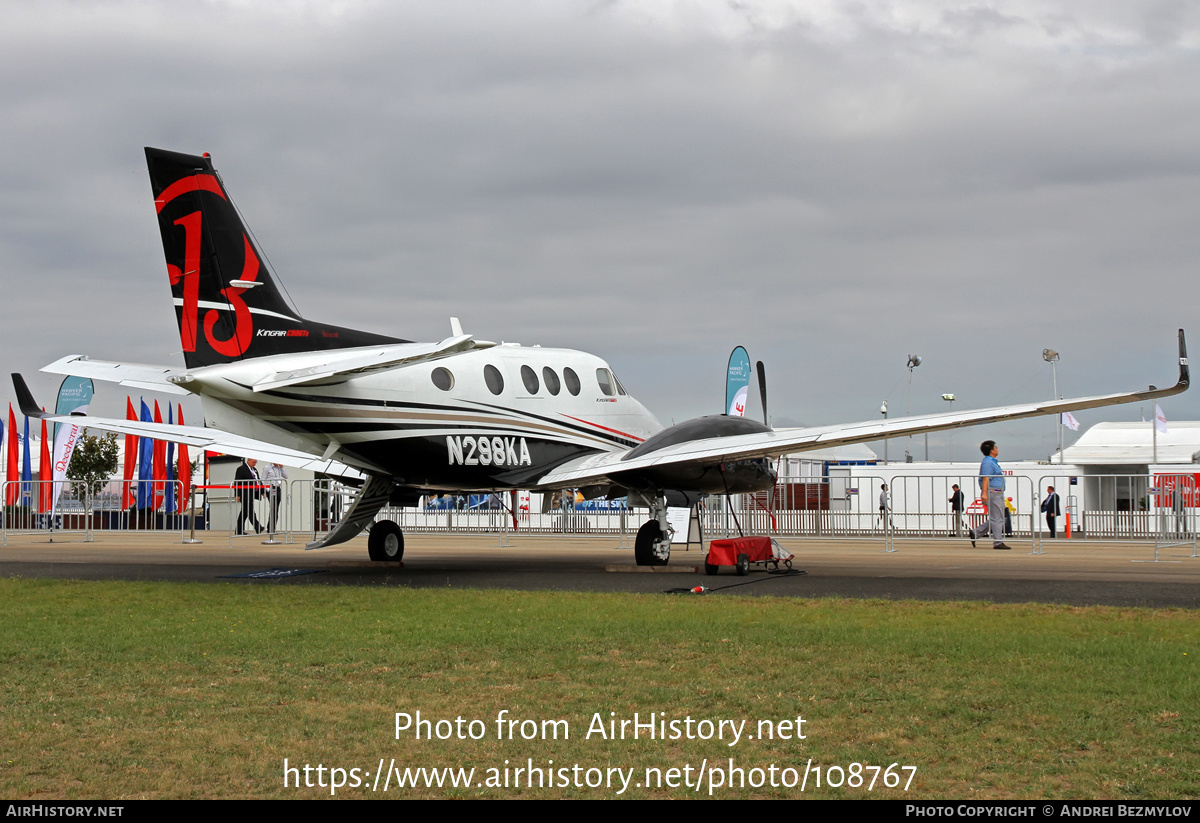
[146,147,403,369]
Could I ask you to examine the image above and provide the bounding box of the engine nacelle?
[612,414,778,495]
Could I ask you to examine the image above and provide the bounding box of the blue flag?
[137,398,153,509]
[165,405,176,513]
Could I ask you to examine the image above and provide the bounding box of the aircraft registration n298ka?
[14,147,1190,565]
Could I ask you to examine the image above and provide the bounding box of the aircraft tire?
[735,553,750,576]
[368,519,405,562]
[634,520,669,566]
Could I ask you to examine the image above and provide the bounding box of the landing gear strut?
[368,519,405,562]
[632,493,672,566]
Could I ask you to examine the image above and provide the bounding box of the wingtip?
[1178,329,1190,389]
[10,374,49,419]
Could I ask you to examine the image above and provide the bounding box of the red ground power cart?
[705,536,794,575]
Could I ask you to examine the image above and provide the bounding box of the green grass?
[0,578,1196,799]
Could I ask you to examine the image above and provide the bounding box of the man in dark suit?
[234,458,264,535]
[949,483,965,535]
[1040,485,1061,538]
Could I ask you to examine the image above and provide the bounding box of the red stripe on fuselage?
[560,414,644,443]
[155,174,226,213]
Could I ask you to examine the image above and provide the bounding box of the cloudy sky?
[2,0,1198,462]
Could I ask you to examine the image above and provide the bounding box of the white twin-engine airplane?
[12,148,1190,565]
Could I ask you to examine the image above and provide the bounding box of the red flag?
[177,406,190,513]
[122,397,138,509]
[6,405,18,506]
[152,400,165,509]
[38,416,52,513]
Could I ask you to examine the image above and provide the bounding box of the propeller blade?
[756,360,768,427]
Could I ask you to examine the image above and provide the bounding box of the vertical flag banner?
[6,405,18,506]
[152,401,166,509]
[165,405,176,513]
[177,406,191,513]
[726,346,751,418]
[21,415,32,506]
[122,397,138,509]
[137,399,153,509]
[39,417,52,513]
[51,376,94,510]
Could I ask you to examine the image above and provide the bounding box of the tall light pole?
[1043,349,1061,463]
[880,401,888,464]
[905,355,921,462]
[942,393,955,462]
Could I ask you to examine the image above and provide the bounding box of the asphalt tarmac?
[2,529,1198,607]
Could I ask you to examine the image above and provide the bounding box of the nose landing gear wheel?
[368,519,405,562]
[634,520,670,566]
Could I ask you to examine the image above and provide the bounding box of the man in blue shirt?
[969,439,1011,550]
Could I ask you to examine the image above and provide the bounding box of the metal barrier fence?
[1031,472,1199,560]
[2,479,92,543]
[2,479,191,544]
[697,476,900,540]
[8,471,1200,556]
[886,474,1036,545]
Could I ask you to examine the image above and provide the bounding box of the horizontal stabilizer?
[251,335,486,392]
[40,355,190,395]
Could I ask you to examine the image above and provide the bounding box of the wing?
[537,330,1189,489]
[12,375,363,480]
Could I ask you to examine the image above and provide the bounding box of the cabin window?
[431,367,454,391]
[542,367,561,396]
[484,364,504,395]
[521,364,540,394]
[595,368,615,396]
[564,367,581,396]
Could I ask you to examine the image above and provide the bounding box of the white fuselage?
[186,343,663,490]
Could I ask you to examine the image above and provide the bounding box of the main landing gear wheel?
[634,520,670,567]
[368,519,405,562]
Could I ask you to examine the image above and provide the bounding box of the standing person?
[264,462,288,535]
[969,440,1011,550]
[949,484,965,535]
[878,483,893,529]
[1041,485,1061,538]
[234,457,263,535]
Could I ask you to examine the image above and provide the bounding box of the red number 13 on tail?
[166,210,259,356]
